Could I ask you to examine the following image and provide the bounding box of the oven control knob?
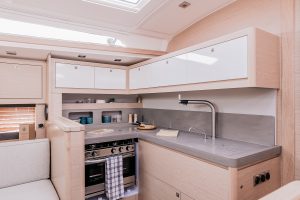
[126,146,131,151]
[111,148,117,154]
[119,147,124,153]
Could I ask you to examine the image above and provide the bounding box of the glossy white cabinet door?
[149,58,187,87]
[129,67,140,89]
[186,36,248,84]
[95,67,126,89]
[0,62,43,98]
[56,63,94,89]
[129,65,151,89]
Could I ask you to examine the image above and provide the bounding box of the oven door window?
[123,156,135,178]
[85,162,105,187]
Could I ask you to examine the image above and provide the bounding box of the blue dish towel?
[105,155,124,200]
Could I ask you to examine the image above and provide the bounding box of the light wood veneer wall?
[295,0,300,180]
[167,0,281,52]
[167,0,297,185]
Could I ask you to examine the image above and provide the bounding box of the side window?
[0,105,35,141]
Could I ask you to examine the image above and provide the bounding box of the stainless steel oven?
[85,139,136,198]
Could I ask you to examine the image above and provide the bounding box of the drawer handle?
[176,192,180,198]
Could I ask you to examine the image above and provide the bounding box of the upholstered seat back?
[0,139,50,189]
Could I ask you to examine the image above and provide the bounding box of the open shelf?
[62,103,143,110]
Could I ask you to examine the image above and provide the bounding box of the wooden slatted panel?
[0,107,35,133]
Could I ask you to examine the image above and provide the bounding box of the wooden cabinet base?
[122,195,138,200]
[139,140,281,200]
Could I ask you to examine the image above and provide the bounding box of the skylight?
[82,0,150,13]
[0,18,125,47]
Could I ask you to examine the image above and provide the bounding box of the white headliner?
[0,0,236,41]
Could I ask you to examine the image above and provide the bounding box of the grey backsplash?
[141,108,275,146]
[63,108,275,146]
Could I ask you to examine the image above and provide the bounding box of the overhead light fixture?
[78,54,87,58]
[81,0,150,13]
[179,1,191,9]
[6,51,17,56]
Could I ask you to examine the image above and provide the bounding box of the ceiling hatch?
[81,0,151,13]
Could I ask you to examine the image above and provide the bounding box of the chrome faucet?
[179,99,216,140]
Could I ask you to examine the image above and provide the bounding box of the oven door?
[123,155,136,187]
[85,161,105,196]
[85,153,136,197]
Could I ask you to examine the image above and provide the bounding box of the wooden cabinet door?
[0,62,43,98]
[186,36,248,84]
[95,67,126,89]
[139,171,181,200]
[139,140,229,200]
[181,194,194,200]
[122,195,137,200]
[55,63,94,89]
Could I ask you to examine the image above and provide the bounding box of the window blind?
[0,106,35,134]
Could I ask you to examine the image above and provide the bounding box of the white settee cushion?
[0,139,50,188]
[0,180,59,200]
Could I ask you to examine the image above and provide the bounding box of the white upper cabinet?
[129,28,280,93]
[0,62,43,98]
[129,65,152,89]
[150,58,187,87]
[129,57,187,89]
[186,36,248,84]
[56,63,95,89]
[95,67,126,89]
[129,36,248,89]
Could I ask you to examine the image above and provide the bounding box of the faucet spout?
[179,99,216,140]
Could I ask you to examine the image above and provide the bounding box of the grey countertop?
[84,124,281,168]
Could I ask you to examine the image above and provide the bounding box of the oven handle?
[85,153,134,165]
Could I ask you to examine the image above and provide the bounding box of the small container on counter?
[86,117,93,124]
[112,115,118,123]
[128,114,133,123]
[102,115,112,123]
[80,117,87,124]
[133,114,138,123]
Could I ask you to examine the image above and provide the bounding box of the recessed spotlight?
[179,1,191,8]
[78,54,86,58]
[6,51,17,56]
[114,59,122,62]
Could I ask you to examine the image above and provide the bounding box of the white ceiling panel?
[0,0,236,47]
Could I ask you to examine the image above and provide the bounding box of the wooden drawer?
[139,140,230,200]
[139,171,180,200]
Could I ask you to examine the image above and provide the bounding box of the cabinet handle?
[110,69,112,72]
[211,48,215,53]
[176,192,180,198]
[74,66,78,69]
[166,60,169,64]
[138,68,141,71]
